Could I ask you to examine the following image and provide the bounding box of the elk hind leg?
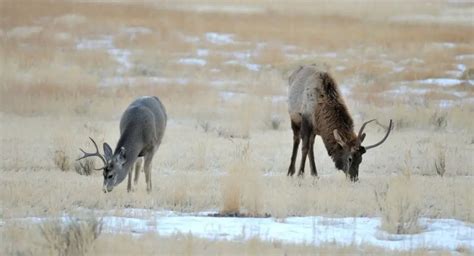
[287,120,301,176]
[308,133,318,177]
[297,118,312,177]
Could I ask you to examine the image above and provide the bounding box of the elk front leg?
[144,155,153,193]
[297,118,312,177]
[287,121,301,176]
[308,133,318,177]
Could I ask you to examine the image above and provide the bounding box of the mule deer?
[78,96,167,192]
[287,65,392,181]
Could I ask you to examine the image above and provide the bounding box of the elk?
[78,96,167,192]
[287,65,392,181]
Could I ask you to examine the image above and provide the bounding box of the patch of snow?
[54,14,87,26]
[76,36,114,50]
[388,85,430,95]
[178,58,207,66]
[392,66,405,73]
[456,54,474,61]
[101,76,189,87]
[169,4,265,14]
[417,78,463,87]
[8,213,474,252]
[121,26,152,40]
[108,48,132,73]
[245,63,261,71]
[76,36,132,74]
[210,80,240,87]
[224,60,261,72]
[6,26,43,39]
[319,52,338,58]
[122,26,152,35]
[335,66,347,71]
[179,33,200,43]
[219,91,245,101]
[196,49,210,57]
[433,42,456,49]
[205,32,234,45]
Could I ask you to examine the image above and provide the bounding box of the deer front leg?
[144,155,153,193]
[134,157,143,186]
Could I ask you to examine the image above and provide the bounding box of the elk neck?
[316,98,356,160]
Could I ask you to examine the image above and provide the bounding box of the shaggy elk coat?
[78,96,167,192]
[287,65,392,181]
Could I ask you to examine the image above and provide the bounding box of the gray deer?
[78,96,167,192]
[287,65,392,181]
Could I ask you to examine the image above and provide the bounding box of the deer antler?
[364,119,393,150]
[358,119,376,138]
[77,137,107,170]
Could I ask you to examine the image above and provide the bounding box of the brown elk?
[287,65,392,181]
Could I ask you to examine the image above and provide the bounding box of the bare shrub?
[40,217,102,256]
[430,111,448,130]
[220,142,263,216]
[53,149,71,172]
[374,174,423,234]
[74,159,95,176]
[268,115,281,130]
[434,148,446,177]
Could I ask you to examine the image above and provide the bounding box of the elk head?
[333,119,393,181]
[77,137,127,193]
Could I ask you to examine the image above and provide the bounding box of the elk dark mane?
[316,73,355,158]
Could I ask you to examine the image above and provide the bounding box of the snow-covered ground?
[5,210,473,252]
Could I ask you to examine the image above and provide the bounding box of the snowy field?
[5,209,473,252]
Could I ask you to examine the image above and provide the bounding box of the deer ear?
[333,129,346,148]
[103,143,113,161]
[359,133,366,143]
[118,147,126,162]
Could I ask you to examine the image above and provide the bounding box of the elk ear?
[359,133,366,143]
[103,143,113,161]
[333,129,346,148]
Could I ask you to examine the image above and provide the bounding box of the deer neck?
[115,129,143,177]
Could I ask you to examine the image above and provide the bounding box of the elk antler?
[77,137,107,170]
[358,119,376,138]
[364,119,393,150]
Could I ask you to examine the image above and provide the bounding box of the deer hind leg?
[134,157,144,186]
[127,167,133,192]
[144,154,153,193]
[297,117,312,177]
[287,120,301,176]
[308,133,318,177]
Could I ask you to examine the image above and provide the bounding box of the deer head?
[332,119,393,181]
[77,137,128,193]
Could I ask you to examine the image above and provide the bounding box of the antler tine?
[358,119,376,138]
[76,137,107,169]
[364,119,393,150]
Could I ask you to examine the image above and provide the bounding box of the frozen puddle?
[6,211,473,252]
